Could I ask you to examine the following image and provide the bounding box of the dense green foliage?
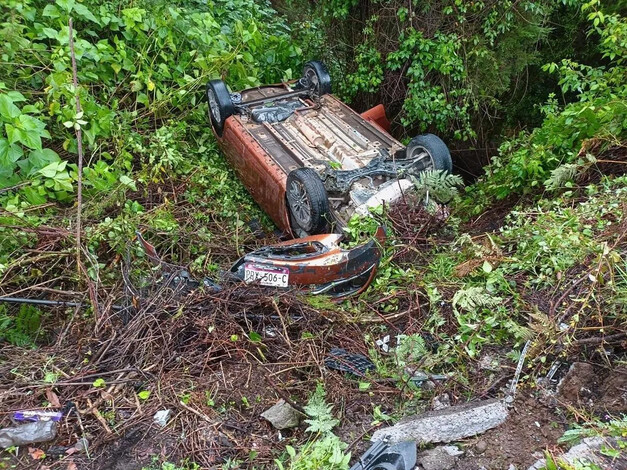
[462,0,626,209]
[285,0,603,142]
[0,0,301,273]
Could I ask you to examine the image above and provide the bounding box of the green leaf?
[0,138,23,167]
[248,331,262,342]
[6,91,26,102]
[73,3,99,24]
[38,161,65,178]
[137,390,151,400]
[5,124,22,145]
[119,174,136,190]
[56,0,75,12]
[41,28,59,40]
[42,4,61,17]
[26,149,60,172]
[358,381,371,391]
[21,131,43,150]
[0,95,21,120]
[92,378,105,388]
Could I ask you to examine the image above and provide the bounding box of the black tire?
[303,61,332,96]
[206,79,234,137]
[405,134,453,174]
[286,167,330,236]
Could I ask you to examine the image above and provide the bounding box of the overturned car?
[206,61,453,238]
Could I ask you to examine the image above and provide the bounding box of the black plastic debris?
[349,440,416,470]
[324,348,375,377]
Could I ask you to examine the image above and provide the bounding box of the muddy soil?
[453,393,567,470]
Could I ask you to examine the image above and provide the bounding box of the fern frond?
[304,384,339,434]
[452,286,501,312]
[411,170,464,203]
[544,163,578,191]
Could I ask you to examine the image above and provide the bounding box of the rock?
[73,437,89,453]
[422,380,436,391]
[418,446,463,470]
[372,399,509,445]
[475,440,487,454]
[0,421,57,448]
[479,353,500,371]
[153,409,172,428]
[261,400,303,430]
[432,394,451,411]
[527,437,625,470]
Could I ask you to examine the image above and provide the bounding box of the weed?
[0,304,44,347]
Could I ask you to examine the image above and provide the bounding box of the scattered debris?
[417,445,464,470]
[0,421,57,448]
[73,437,89,453]
[324,348,376,377]
[376,334,393,352]
[13,410,63,422]
[509,340,530,396]
[153,410,172,428]
[349,440,416,470]
[405,369,448,386]
[478,353,500,371]
[527,437,625,469]
[371,399,509,445]
[432,394,451,411]
[260,400,304,430]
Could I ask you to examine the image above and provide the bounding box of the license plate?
[244,263,289,287]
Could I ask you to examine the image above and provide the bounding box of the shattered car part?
[229,229,382,298]
[324,348,376,377]
[349,440,417,470]
[137,229,382,299]
[206,60,453,237]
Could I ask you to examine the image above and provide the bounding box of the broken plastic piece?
[13,410,63,422]
[324,348,375,377]
[0,421,57,448]
[349,440,416,470]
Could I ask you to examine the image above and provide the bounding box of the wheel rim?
[408,145,435,170]
[208,88,221,124]
[304,67,320,95]
[288,180,311,228]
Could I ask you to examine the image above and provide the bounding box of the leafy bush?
[0,0,301,203]
[289,0,591,141]
[462,2,626,211]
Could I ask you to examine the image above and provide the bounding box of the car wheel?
[206,79,234,137]
[303,61,332,97]
[405,134,453,174]
[286,168,330,236]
